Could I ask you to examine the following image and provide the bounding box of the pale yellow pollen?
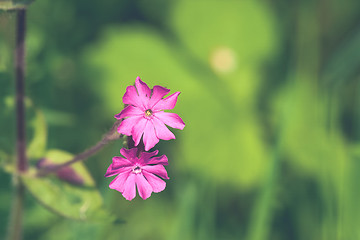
[145,109,153,117]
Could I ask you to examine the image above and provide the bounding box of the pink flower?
[115,77,185,151]
[105,147,169,201]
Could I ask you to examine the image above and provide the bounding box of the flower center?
[132,166,142,174]
[145,109,153,117]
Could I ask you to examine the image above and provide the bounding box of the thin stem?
[37,119,123,176]
[7,8,27,240]
[15,9,27,172]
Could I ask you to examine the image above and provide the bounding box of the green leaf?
[22,149,115,222]
[27,108,47,159]
[0,0,35,10]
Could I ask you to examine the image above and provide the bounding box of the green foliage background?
[1,0,360,239]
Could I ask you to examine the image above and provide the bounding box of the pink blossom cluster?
[105,77,185,200]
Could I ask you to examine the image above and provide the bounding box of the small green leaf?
[27,108,47,159]
[22,149,115,222]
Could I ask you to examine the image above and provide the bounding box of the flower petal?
[152,117,175,140]
[142,120,159,151]
[122,173,136,201]
[105,165,132,177]
[153,92,180,110]
[139,150,159,164]
[135,77,152,98]
[143,171,166,193]
[145,155,168,166]
[142,165,169,179]
[135,77,151,109]
[105,164,117,177]
[154,112,185,130]
[132,118,148,146]
[111,156,133,169]
[114,105,143,119]
[120,148,138,161]
[123,85,144,110]
[108,170,131,192]
[135,174,153,200]
[149,86,170,108]
[117,116,143,135]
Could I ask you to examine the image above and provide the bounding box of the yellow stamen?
[145,109,153,117]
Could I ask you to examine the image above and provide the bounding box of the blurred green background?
[1,0,360,239]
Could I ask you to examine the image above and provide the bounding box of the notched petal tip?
[149,85,171,108]
[114,113,121,119]
[124,195,135,201]
[115,106,144,120]
[120,147,138,160]
[122,174,136,201]
[152,117,176,141]
[136,174,153,200]
[139,149,159,162]
[150,149,159,155]
[135,76,151,98]
[143,172,166,193]
[158,155,169,165]
[144,139,159,152]
[142,121,159,151]
[142,165,169,179]
[117,116,143,136]
[153,91,181,110]
[155,112,185,130]
[131,118,148,146]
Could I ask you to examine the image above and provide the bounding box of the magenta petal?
[154,112,185,130]
[142,121,159,151]
[143,171,166,193]
[142,165,169,179]
[149,86,170,108]
[105,165,132,177]
[139,150,159,164]
[117,116,143,135]
[135,77,152,98]
[132,118,148,146]
[109,170,131,192]
[135,174,153,200]
[114,105,143,119]
[153,92,180,110]
[120,148,138,161]
[111,157,133,169]
[145,155,168,165]
[122,174,136,201]
[135,77,151,109]
[152,117,175,140]
[123,85,144,110]
[105,164,118,177]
